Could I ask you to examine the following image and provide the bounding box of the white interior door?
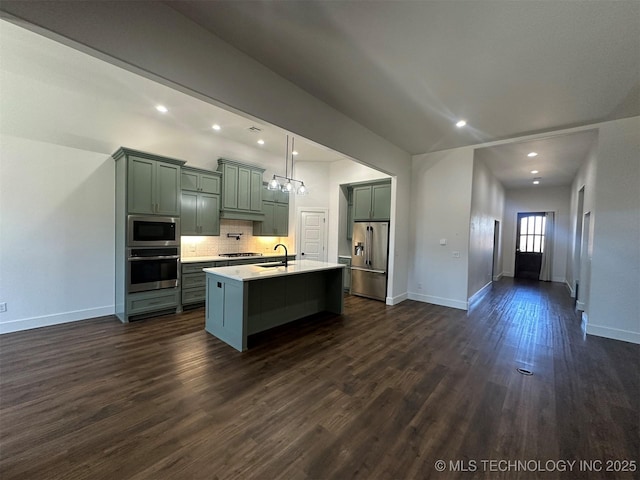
[299,210,327,261]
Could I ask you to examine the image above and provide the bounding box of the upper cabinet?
[181,168,221,194]
[352,181,391,221]
[113,147,184,216]
[217,159,265,221]
[181,167,221,236]
[253,183,289,236]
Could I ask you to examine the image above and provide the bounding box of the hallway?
[1,279,638,479]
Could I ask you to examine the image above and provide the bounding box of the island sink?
[256,261,288,268]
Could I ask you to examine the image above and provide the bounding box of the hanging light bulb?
[282,180,294,193]
[267,175,280,191]
[296,182,308,195]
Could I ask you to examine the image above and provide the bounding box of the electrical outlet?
[452,251,460,258]
[417,283,423,290]
[0,302,6,313]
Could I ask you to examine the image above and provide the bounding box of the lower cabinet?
[182,261,227,307]
[337,256,352,291]
[181,256,296,307]
[127,289,180,317]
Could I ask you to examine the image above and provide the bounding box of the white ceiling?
[0,19,346,173]
[474,130,598,189]
[2,1,638,189]
[168,1,640,155]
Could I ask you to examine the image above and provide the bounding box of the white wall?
[566,136,598,295]
[409,147,474,310]
[586,116,640,343]
[468,155,505,300]
[1,2,412,302]
[288,161,331,257]
[502,186,572,284]
[0,135,115,332]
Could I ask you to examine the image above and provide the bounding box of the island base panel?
[205,276,247,351]
[205,268,343,351]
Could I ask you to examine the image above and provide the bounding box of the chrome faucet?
[274,243,288,267]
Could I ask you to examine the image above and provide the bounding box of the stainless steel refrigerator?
[350,221,389,301]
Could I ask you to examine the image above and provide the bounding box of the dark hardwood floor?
[1,278,638,479]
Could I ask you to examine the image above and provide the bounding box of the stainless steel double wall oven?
[127,215,180,293]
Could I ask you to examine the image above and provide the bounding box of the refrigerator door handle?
[351,267,386,274]
[367,225,372,266]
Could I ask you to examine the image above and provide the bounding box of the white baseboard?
[407,292,468,310]
[503,271,514,277]
[552,275,566,283]
[0,306,115,334]
[468,282,492,305]
[565,281,575,297]
[587,323,640,345]
[576,300,586,311]
[492,273,503,281]
[386,292,408,306]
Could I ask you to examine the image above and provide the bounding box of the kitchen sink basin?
[256,262,286,268]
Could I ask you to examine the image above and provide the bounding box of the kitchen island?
[204,260,344,351]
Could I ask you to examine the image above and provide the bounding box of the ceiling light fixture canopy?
[455,120,467,128]
[267,135,309,196]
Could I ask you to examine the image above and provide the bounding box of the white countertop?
[182,253,295,264]
[203,259,344,282]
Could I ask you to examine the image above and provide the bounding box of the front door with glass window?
[515,212,546,279]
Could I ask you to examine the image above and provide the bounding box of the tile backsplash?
[181,220,293,258]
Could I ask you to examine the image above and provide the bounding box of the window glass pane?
[521,217,528,236]
[542,216,547,235]
[534,235,541,252]
[541,237,545,253]
[534,216,542,235]
[528,217,535,235]
[519,235,526,251]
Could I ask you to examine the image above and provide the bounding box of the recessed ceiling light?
[292,150,299,156]
[212,124,221,131]
[527,152,538,157]
[531,170,539,174]
[155,105,168,113]
[257,139,265,145]
[533,180,540,185]
[455,120,467,128]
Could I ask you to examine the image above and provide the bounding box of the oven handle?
[128,255,180,261]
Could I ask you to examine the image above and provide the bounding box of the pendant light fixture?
[267,134,309,195]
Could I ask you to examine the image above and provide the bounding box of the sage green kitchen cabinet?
[113,147,186,324]
[371,183,391,220]
[217,159,265,221]
[352,181,391,221]
[126,156,181,216]
[181,191,220,236]
[253,183,289,236]
[127,289,180,317]
[181,167,221,194]
[181,167,221,236]
[275,203,289,235]
[181,260,228,307]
